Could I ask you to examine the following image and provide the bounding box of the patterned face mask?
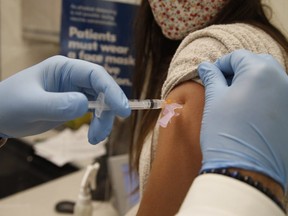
[148,0,227,40]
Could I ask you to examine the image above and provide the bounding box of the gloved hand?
[0,56,130,144]
[198,49,288,191]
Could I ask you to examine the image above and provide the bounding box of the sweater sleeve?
[161,23,288,99]
[161,36,229,99]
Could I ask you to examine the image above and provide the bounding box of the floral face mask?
[148,0,227,40]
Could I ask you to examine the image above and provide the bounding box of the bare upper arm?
[137,81,205,216]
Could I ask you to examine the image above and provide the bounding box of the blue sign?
[60,0,138,97]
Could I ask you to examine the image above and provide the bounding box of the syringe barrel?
[88,99,165,118]
[128,99,164,110]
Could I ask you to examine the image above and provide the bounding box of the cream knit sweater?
[138,23,288,204]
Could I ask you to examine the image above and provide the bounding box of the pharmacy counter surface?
[0,169,118,216]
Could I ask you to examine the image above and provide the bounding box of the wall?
[265,0,288,36]
[0,0,61,80]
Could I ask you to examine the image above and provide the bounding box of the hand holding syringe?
[89,92,165,117]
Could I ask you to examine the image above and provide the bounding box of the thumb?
[198,61,228,95]
[37,92,88,121]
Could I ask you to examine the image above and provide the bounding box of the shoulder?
[162,23,287,98]
[178,23,272,55]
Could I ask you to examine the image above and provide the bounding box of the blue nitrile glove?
[0,56,130,144]
[198,49,288,191]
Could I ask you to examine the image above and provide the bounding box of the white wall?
[0,0,287,80]
[265,0,288,36]
[0,0,61,80]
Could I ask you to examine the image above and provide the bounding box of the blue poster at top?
[60,0,139,98]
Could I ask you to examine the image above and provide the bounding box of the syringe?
[88,92,165,118]
[88,99,165,110]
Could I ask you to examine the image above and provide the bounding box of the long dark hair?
[129,0,288,172]
[129,0,181,171]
